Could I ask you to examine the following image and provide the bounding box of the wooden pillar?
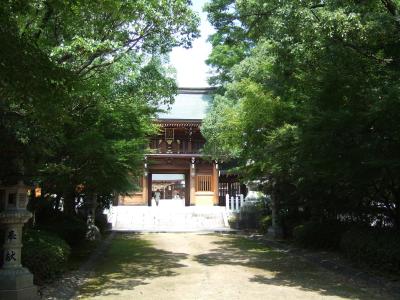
[185,172,190,206]
[213,160,219,205]
[113,192,119,206]
[143,174,148,206]
[190,157,196,205]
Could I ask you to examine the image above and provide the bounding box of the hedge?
[293,221,349,250]
[22,229,71,283]
[340,227,400,273]
[38,213,87,247]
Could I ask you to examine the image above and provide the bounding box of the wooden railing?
[149,139,204,154]
[225,194,245,212]
[196,175,212,192]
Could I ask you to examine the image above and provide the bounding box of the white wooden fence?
[225,194,244,212]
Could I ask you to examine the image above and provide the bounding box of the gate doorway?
[150,173,187,207]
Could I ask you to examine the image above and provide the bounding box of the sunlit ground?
[76,233,396,300]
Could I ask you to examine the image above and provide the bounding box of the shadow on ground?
[78,233,188,298]
[194,234,396,300]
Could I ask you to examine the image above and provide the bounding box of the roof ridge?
[178,87,216,94]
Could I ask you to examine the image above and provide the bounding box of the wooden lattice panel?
[196,175,212,192]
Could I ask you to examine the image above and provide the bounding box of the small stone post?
[235,195,239,212]
[225,194,230,211]
[0,181,38,299]
[240,194,244,208]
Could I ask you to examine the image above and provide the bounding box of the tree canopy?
[1,1,200,211]
[202,0,400,231]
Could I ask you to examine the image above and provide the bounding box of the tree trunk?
[269,188,283,239]
[63,187,76,215]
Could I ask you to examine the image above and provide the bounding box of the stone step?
[107,206,229,231]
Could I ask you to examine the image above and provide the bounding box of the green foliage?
[239,200,267,230]
[22,229,71,283]
[340,227,400,273]
[0,6,72,183]
[293,221,350,250]
[204,0,250,86]
[203,0,400,231]
[37,214,87,247]
[1,1,200,214]
[7,0,200,75]
[259,215,272,234]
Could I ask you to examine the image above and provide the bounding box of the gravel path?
[72,232,398,300]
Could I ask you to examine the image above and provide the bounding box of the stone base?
[0,268,38,300]
[0,286,38,300]
[194,192,215,206]
[195,199,214,206]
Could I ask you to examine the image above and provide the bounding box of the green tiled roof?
[157,88,213,120]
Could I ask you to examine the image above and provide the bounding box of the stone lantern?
[244,181,261,203]
[0,181,38,299]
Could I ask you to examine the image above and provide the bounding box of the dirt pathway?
[75,233,398,300]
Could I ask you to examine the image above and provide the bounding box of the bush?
[239,200,266,229]
[259,215,272,233]
[293,220,349,250]
[228,214,239,229]
[340,227,400,273]
[22,229,71,283]
[38,213,87,247]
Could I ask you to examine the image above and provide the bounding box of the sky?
[169,0,214,88]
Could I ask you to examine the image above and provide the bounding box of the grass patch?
[67,240,101,271]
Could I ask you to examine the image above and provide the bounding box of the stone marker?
[0,181,38,299]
